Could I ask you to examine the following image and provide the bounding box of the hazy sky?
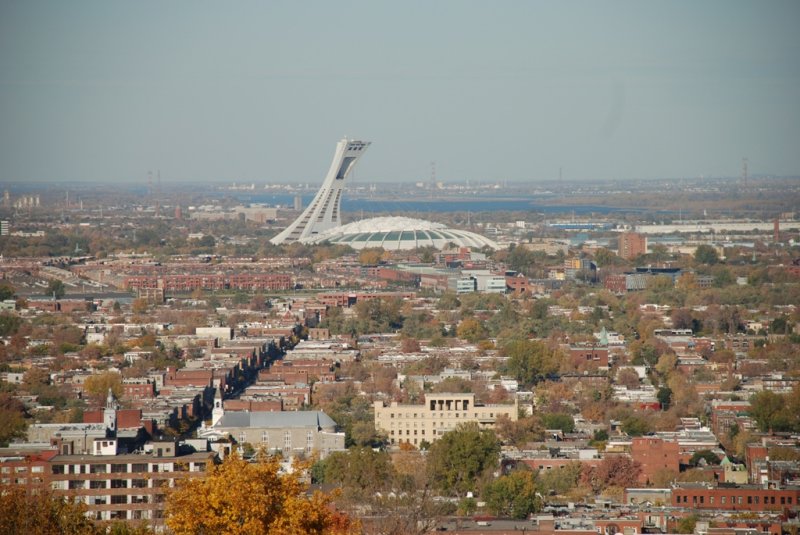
[1,1,799,184]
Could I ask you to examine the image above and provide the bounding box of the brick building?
[671,484,800,511]
[630,437,680,485]
[618,232,647,260]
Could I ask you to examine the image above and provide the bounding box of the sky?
[1,1,799,185]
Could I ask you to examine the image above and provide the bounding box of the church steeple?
[103,388,119,436]
[211,386,224,426]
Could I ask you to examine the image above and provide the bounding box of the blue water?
[232,194,646,215]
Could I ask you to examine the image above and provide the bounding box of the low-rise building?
[374,392,517,447]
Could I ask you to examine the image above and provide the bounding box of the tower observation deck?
[270,138,370,245]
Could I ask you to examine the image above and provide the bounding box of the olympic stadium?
[270,139,498,251]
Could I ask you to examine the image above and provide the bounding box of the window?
[89,480,107,489]
[110,495,127,505]
[31,466,43,474]
[131,479,147,488]
[52,465,65,475]
[110,463,127,473]
[111,479,127,489]
[90,464,106,474]
[721,496,726,504]
[131,463,147,473]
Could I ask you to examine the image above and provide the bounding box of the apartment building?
[0,440,214,526]
[374,393,517,447]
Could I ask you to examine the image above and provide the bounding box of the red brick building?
[671,484,800,511]
[631,437,680,485]
[618,232,647,260]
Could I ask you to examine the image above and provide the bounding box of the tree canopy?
[166,453,357,535]
[426,422,500,496]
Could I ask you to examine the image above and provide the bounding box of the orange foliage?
[166,453,358,535]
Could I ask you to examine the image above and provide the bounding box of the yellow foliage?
[165,454,358,535]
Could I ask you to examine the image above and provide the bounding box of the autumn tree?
[581,455,642,493]
[358,248,384,266]
[0,484,98,534]
[456,317,488,343]
[494,415,544,449]
[426,422,500,496]
[616,368,641,389]
[0,393,28,446]
[166,453,357,535]
[83,371,123,405]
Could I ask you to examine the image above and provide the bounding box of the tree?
[0,282,15,300]
[166,453,357,535]
[494,415,544,448]
[358,248,384,266]
[621,414,653,437]
[315,447,394,499]
[45,279,66,299]
[749,390,796,432]
[657,387,673,409]
[0,393,28,446]
[581,455,642,493]
[675,514,698,534]
[502,340,560,387]
[689,450,720,467]
[83,371,123,405]
[0,313,22,336]
[0,484,98,534]
[456,317,488,343]
[131,298,149,315]
[694,245,719,265]
[540,413,575,433]
[616,368,641,389]
[426,422,500,496]
[484,469,543,519]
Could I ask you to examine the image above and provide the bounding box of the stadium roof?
[301,216,499,251]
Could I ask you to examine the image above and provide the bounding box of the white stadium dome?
[301,216,499,251]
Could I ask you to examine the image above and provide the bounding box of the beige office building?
[374,393,517,447]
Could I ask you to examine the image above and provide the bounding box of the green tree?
[657,387,673,409]
[621,414,653,436]
[45,280,66,299]
[749,390,795,432]
[0,313,22,336]
[540,413,575,433]
[426,422,500,496]
[676,514,698,534]
[315,447,394,497]
[694,244,719,265]
[502,340,560,387]
[483,469,543,519]
[689,450,720,467]
[0,282,15,301]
